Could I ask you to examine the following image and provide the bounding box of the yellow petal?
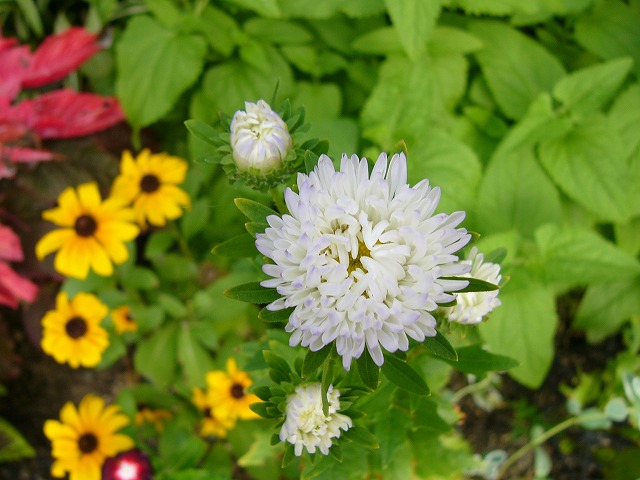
[35,229,76,259]
[54,240,92,279]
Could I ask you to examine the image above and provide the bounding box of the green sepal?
[258,306,293,324]
[211,234,257,257]
[441,276,500,292]
[381,354,430,396]
[263,351,292,376]
[224,282,281,304]
[356,349,379,391]
[245,222,269,236]
[234,198,279,222]
[249,401,275,418]
[251,385,273,401]
[302,344,334,378]
[423,332,458,361]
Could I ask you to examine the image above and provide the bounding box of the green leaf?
[224,0,281,17]
[575,0,640,77]
[535,223,640,286]
[134,323,178,388]
[258,306,293,324]
[244,18,312,44]
[302,344,334,378]
[475,147,562,238]
[321,357,335,415]
[428,26,484,56]
[0,417,35,462]
[263,351,291,376]
[193,5,239,57]
[158,293,188,318]
[412,398,452,433]
[341,426,380,449]
[609,83,640,160]
[381,354,430,396]
[538,116,634,223]
[375,408,411,467]
[469,20,565,120]
[423,332,457,361]
[119,266,159,290]
[129,305,165,332]
[351,27,403,55]
[144,230,175,258]
[574,277,640,342]
[116,16,207,129]
[146,0,182,27]
[159,423,207,471]
[481,266,557,388]
[151,254,198,282]
[356,349,380,390]
[440,276,499,292]
[15,0,43,36]
[234,198,279,223]
[177,325,216,387]
[408,129,482,213]
[224,282,281,304]
[180,198,211,240]
[443,345,518,375]
[212,234,257,258]
[383,0,441,60]
[553,57,633,118]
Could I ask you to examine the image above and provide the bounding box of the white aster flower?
[255,152,471,370]
[279,383,352,456]
[230,99,292,173]
[444,247,502,325]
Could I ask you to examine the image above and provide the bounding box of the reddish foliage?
[0,225,38,308]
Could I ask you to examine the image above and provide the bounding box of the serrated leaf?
[553,57,632,117]
[469,20,565,120]
[481,266,557,388]
[234,198,279,223]
[302,344,333,378]
[423,332,457,361]
[356,350,380,390]
[535,223,640,286]
[224,282,281,304]
[443,345,519,375]
[258,306,293,324]
[384,0,441,60]
[116,16,207,129]
[212,234,257,258]
[381,354,430,396]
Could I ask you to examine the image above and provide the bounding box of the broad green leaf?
[341,426,379,449]
[180,198,211,240]
[538,116,633,223]
[195,5,239,57]
[0,418,34,462]
[244,18,312,44]
[361,55,432,149]
[159,423,207,470]
[609,83,640,160]
[258,306,293,324]
[134,323,178,388]
[212,234,257,258]
[234,198,279,222]
[443,345,518,375]
[351,27,403,55]
[410,430,475,478]
[408,129,481,213]
[615,216,640,256]
[381,354,430,395]
[481,266,557,388]
[574,277,640,342]
[357,349,380,390]
[575,0,640,77]
[146,0,182,27]
[411,398,452,433]
[449,0,522,15]
[535,223,640,286]
[423,332,458,361]
[384,0,441,60]
[308,118,359,160]
[302,344,333,378]
[340,0,385,17]
[151,254,198,282]
[475,147,562,237]
[119,266,159,290]
[157,293,187,318]
[375,408,411,468]
[144,230,175,258]
[116,16,206,129]
[279,0,342,18]
[427,26,483,56]
[553,57,633,118]
[129,305,165,332]
[294,82,342,121]
[224,282,281,304]
[224,0,280,16]
[177,325,216,387]
[237,431,280,467]
[429,53,469,122]
[469,21,565,120]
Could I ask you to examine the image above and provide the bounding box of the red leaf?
[12,89,124,139]
[21,27,100,88]
[0,224,24,262]
[0,262,39,308]
[0,45,31,100]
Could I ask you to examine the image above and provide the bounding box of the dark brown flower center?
[65,317,88,339]
[140,174,160,193]
[74,215,97,237]
[77,433,98,453]
[230,383,245,399]
[203,407,213,418]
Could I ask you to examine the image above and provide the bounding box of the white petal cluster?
[279,383,352,456]
[444,247,502,325]
[256,152,471,369]
[230,100,292,173]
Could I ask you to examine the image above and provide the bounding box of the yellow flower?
[204,358,261,421]
[41,292,109,368]
[44,394,134,480]
[134,406,172,432]
[111,305,137,334]
[111,149,190,227]
[36,182,139,279]
[192,387,235,438]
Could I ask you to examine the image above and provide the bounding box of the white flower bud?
[230,100,292,174]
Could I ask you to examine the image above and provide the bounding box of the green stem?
[496,411,606,479]
[270,187,287,215]
[450,376,494,404]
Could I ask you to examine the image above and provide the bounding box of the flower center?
[203,407,213,418]
[65,316,88,339]
[346,239,371,276]
[140,174,160,193]
[77,433,98,453]
[74,214,97,237]
[230,383,245,399]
